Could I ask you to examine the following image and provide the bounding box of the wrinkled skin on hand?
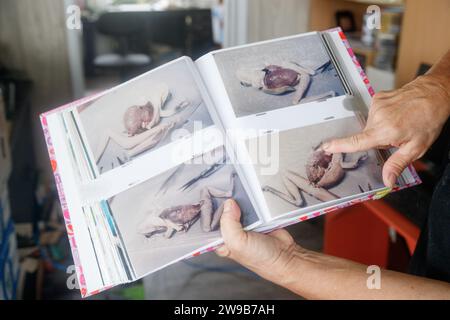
[216,199,450,300]
[216,199,299,285]
[323,74,450,187]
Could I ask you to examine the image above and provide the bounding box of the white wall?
[224,0,311,47]
[224,0,249,47]
[247,0,311,42]
[65,0,85,100]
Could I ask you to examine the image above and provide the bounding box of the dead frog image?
[262,144,368,206]
[236,61,335,104]
[94,83,194,163]
[138,172,237,239]
[305,147,368,189]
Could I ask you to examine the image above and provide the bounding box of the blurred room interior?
[0,0,449,299]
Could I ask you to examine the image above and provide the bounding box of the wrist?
[419,74,450,117]
[273,244,310,289]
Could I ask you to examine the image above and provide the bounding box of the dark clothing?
[409,162,450,282]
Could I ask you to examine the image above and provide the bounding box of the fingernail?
[322,142,330,150]
[223,199,234,213]
[215,245,230,257]
[387,173,397,187]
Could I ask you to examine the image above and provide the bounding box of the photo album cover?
[40,29,421,297]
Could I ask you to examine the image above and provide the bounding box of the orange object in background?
[324,200,420,270]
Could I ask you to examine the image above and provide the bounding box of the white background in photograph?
[249,116,385,217]
[109,161,258,278]
[213,34,346,117]
[78,60,213,173]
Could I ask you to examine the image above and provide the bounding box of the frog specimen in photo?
[137,172,237,239]
[262,144,368,206]
[94,83,195,163]
[236,61,336,104]
[305,146,368,189]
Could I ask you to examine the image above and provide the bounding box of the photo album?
[40,28,421,297]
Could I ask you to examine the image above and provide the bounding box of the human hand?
[216,199,304,286]
[216,199,450,299]
[322,75,450,187]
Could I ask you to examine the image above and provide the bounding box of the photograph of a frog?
[106,147,260,277]
[75,58,214,174]
[213,33,346,117]
[246,117,385,218]
[262,145,369,207]
[138,172,237,239]
[236,61,336,105]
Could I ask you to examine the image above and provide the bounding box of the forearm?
[422,50,450,115]
[399,50,450,130]
[427,50,450,87]
[276,246,450,300]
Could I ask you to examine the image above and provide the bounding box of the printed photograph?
[75,59,214,174]
[213,33,346,117]
[246,117,385,218]
[107,147,259,277]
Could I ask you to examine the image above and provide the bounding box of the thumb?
[382,146,415,188]
[218,199,247,251]
[322,130,378,154]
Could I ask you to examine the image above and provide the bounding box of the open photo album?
[40,28,421,297]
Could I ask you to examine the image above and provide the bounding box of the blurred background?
[0,0,449,300]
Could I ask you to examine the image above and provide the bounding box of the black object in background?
[93,11,152,81]
[335,10,356,33]
[84,8,215,79]
[0,67,38,228]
